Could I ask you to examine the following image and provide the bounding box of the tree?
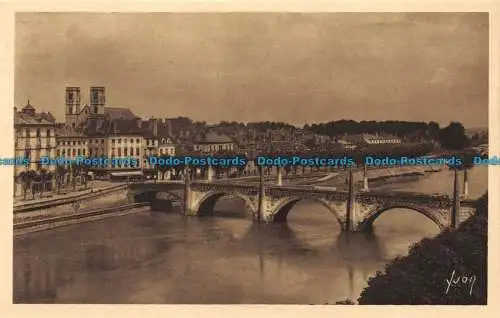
[439,122,469,150]
[55,165,67,193]
[46,171,54,193]
[18,171,28,200]
[39,168,48,196]
[70,164,81,191]
[26,170,37,199]
[358,193,487,305]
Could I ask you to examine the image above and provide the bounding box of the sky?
[14,12,489,128]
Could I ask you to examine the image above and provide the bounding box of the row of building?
[13,87,238,179]
[13,86,403,180]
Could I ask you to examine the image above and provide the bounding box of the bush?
[335,298,356,305]
[357,193,487,305]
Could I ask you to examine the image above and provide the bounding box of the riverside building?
[13,101,57,196]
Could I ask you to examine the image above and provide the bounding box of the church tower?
[65,87,81,128]
[90,87,106,115]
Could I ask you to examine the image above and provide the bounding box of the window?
[46,129,51,137]
[118,148,121,156]
[25,128,30,137]
[112,139,115,144]
[62,149,66,156]
[136,148,139,156]
[73,141,76,146]
[118,139,121,144]
[136,139,140,143]
[130,148,133,156]
[83,149,86,156]
[72,149,76,156]
[36,129,41,137]
[77,149,81,156]
[130,139,134,143]
[124,148,128,156]
[57,150,60,156]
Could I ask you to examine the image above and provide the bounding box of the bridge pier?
[451,168,460,229]
[183,167,195,216]
[462,169,469,199]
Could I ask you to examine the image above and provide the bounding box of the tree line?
[218,119,473,150]
[15,164,90,200]
[167,117,476,151]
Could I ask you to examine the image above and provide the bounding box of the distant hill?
[465,126,488,137]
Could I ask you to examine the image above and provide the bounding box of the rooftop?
[14,101,56,126]
[193,131,234,144]
[104,107,137,121]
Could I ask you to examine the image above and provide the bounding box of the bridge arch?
[128,189,183,203]
[358,204,446,231]
[271,197,344,228]
[193,191,257,218]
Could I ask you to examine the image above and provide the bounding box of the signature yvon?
[445,270,477,295]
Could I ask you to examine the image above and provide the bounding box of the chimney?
[136,117,142,129]
[165,119,173,137]
[113,120,117,133]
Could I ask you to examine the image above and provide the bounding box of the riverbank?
[13,180,116,205]
[316,165,443,188]
[355,192,487,304]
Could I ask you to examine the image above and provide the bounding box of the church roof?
[104,107,137,121]
[83,117,142,137]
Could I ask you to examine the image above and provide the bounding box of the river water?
[13,166,488,304]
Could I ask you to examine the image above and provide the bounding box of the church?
[57,86,176,177]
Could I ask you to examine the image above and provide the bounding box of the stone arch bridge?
[127,176,477,232]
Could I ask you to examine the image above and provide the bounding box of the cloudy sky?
[15,12,488,128]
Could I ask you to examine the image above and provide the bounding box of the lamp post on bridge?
[345,166,355,232]
[183,166,192,216]
[257,164,265,222]
[462,168,469,199]
[276,166,283,186]
[450,167,460,230]
[363,164,369,191]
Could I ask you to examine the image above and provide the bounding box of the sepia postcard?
[1,1,499,318]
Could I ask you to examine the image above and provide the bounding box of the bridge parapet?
[265,186,349,201]
[189,182,261,196]
[356,191,453,208]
